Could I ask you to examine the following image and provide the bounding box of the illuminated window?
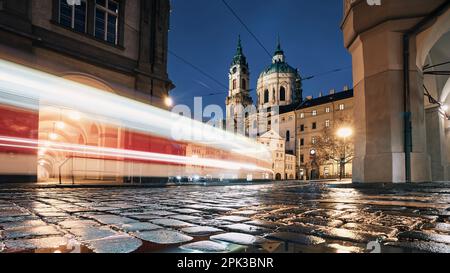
[312,110,317,116]
[326,107,330,113]
[59,0,87,33]
[300,113,305,119]
[339,104,345,111]
[325,120,330,128]
[95,0,119,44]
[312,137,317,145]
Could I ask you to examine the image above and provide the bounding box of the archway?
[275,173,282,180]
[37,73,122,183]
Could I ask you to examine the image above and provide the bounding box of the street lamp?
[336,127,353,180]
[164,96,173,107]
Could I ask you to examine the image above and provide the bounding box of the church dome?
[259,39,300,78]
[260,62,299,77]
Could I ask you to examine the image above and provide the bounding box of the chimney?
[329,89,335,95]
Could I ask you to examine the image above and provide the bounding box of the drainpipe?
[403,1,450,182]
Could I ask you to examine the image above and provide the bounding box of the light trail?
[0,136,273,173]
[0,59,272,163]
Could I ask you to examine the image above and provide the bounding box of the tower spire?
[232,35,247,66]
[274,35,284,55]
[236,35,242,55]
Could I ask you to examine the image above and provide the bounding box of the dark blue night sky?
[168,0,353,111]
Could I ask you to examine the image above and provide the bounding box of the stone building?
[0,0,173,183]
[226,38,354,180]
[258,130,296,180]
[342,0,450,183]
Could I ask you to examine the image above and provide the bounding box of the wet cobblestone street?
[1,181,450,253]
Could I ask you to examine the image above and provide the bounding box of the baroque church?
[225,36,354,181]
[225,36,302,180]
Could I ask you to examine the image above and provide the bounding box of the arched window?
[232,79,236,90]
[242,79,246,90]
[264,90,269,104]
[286,130,290,142]
[280,86,286,101]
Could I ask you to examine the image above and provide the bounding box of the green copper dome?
[259,38,300,78]
[260,62,299,77]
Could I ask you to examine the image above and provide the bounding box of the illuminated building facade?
[0,0,174,183]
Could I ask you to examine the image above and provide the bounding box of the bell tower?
[226,36,253,133]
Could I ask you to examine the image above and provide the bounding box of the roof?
[231,35,248,67]
[259,38,300,78]
[259,129,283,140]
[278,89,354,114]
[259,62,299,78]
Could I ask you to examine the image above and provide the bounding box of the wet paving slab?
[0,181,450,253]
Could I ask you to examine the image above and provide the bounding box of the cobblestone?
[0,181,450,253]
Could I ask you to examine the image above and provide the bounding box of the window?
[95,0,119,44]
[264,90,269,104]
[232,67,237,74]
[325,120,330,128]
[326,107,330,113]
[59,0,87,33]
[233,79,236,90]
[339,104,345,111]
[300,154,304,163]
[312,110,317,116]
[280,86,286,101]
[300,113,305,119]
[241,79,246,90]
[300,138,304,146]
[286,130,290,142]
[312,122,317,130]
[300,124,305,132]
[312,137,317,145]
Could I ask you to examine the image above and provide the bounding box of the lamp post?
[336,127,352,180]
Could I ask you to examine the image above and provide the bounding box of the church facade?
[225,37,355,180]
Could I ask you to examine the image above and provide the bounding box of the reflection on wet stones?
[210,232,263,246]
[181,226,223,236]
[69,226,117,241]
[134,230,193,244]
[3,236,68,252]
[150,219,195,228]
[266,232,325,246]
[180,240,231,253]
[224,224,269,235]
[87,235,142,253]
[3,225,62,240]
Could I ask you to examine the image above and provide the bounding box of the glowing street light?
[164,96,173,107]
[337,127,353,139]
[337,127,353,181]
